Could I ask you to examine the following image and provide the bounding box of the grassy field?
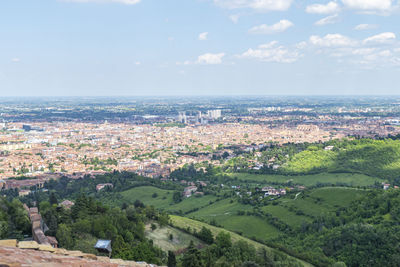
[283,187,368,218]
[120,186,219,213]
[145,224,203,252]
[170,215,313,267]
[166,194,218,214]
[187,198,281,240]
[309,187,367,207]
[262,205,311,228]
[120,186,175,209]
[225,172,381,187]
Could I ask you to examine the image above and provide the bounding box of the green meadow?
[120,186,218,213]
[120,186,174,209]
[225,172,381,187]
[282,187,368,218]
[187,198,281,240]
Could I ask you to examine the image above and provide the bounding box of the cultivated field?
[121,186,174,209]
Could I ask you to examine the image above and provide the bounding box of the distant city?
[1,96,400,190]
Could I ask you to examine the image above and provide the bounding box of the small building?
[19,189,31,197]
[0,179,5,189]
[183,186,198,198]
[60,200,75,209]
[383,183,390,190]
[96,183,113,191]
[94,239,112,257]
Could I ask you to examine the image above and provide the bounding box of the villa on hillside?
[183,186,197,198]
[96,183,113,191]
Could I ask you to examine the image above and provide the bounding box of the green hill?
[282,139,400,180]
[226,172,381,187]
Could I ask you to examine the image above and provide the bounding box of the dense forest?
[274,189,400,266]
[39,194,166,264]
[0,197,30,240]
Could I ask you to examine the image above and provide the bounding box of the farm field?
[282,187,368,218]
[166,194,218,214]
[120,186,174,209]
[120,186,219,213]
[225,172,382,187]
[261,204,311,228]
[187,198,281,240]
[309,187,367,207]
[145,224,204,252]
[170,215,313,267]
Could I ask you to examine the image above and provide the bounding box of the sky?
[1,0,400,96]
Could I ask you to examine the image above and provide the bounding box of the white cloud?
[306,1,340,14]
[11,58,20,62]
[198,32,209,41]
[352,48,376,55]
[135,61,141,65]
[354,24,378,30]
[310,34,357,47]
[315,14,340,26]
[213,0,293,11]
[197,53,225,64]
[176,60,192,66]
[229,14,240,23]
[240,41,301,63]
[363,32,396,44]
[306,31,400,68]
[249,20,293,34]
[62,0,141,4]
[341,0,394,11]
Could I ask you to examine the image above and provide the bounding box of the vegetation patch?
[226,172,382,187]
[145,224,204,252]
[121,186,174,209]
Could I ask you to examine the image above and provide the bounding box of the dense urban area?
[2,96,400,267]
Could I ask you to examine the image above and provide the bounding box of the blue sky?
[0,0,400,96]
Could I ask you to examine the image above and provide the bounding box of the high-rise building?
[178,111,187,124]
[207,109,222,119]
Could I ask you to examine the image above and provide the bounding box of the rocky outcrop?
[0,240,161,267]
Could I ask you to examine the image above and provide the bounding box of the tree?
[332,262,347,267]
[56,224,74,249]
[167,251,177,267]
[173,192,182,203]
[216,232,232,252]
[134,199,145,209]
[112,235,133,259]
[197,226,214,244]
[49,192,58,205]
[242,262,260,267]
[181,241,203,267]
